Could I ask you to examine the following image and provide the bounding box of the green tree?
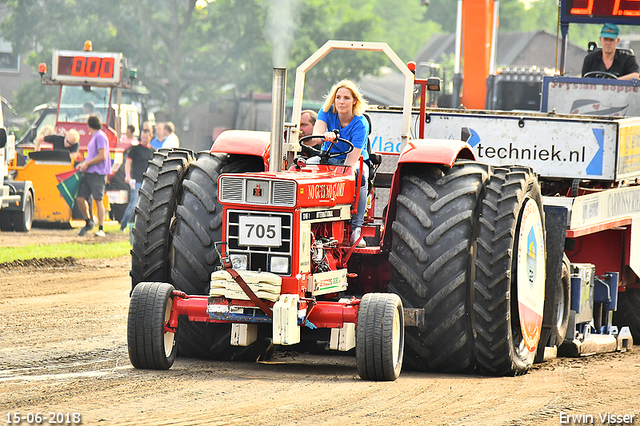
[0,0,448,128]
[423,0,457,32]
[2,0,411,121]
[369,0,442,62]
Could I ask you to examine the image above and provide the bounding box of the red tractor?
[127,41,553,380]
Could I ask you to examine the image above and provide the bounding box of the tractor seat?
[363,114,381,194]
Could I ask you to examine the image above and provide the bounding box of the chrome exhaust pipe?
[269,68,286,172]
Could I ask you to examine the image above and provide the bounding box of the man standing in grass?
[76,116,111,237]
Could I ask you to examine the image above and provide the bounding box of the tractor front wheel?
[356,293,404,381]
[127,282,179,370]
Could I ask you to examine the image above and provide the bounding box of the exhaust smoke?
[266,0,301,68]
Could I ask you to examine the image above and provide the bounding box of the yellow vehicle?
[11,42,137,225]
[0,99,33,232]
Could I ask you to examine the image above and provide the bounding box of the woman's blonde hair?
[321,79,369,116]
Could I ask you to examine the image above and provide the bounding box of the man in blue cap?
[582,23,639,80]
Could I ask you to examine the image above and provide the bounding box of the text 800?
[6,412,82,425]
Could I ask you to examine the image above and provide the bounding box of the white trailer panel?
[367,109,640,181]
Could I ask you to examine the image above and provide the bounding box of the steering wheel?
[583,71,618,79]
[299,133,354,163]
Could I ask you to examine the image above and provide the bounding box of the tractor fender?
[2,180,33,212]
[397,138,475,167]
[211,130,271,169]
[381,139,475,252]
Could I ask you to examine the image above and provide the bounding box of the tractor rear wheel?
[388,162,489,373]
[127,282,179,370]
[170,153,270,360]
[473,166,546,376]
[615,287,640,341]
[130,149,194,289]
[356,293,404,381]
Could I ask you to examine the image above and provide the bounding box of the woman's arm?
[344,117,368,167]
[344,148,363,168]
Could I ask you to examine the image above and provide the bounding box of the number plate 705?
[238,216,282,247]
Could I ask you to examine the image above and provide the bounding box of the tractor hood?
[218,164,357,209]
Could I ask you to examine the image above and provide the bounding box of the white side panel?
[367,110,619,180]
[546,80,640,117]
[569,186,640,229]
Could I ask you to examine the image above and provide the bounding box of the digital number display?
[563,0,640,23]
[51,50,122,84]
[57,55,115,79]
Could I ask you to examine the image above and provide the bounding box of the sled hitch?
[403,308,426,329]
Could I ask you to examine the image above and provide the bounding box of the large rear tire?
[130,149,194,289]
[388,162,489,373]
[473,166,546,376]
[127,282,179,370]
[356,293,404,381]
[170,153,270,360]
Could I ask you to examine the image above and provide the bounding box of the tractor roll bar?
[290,41,414,149]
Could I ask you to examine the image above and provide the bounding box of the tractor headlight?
[230,254,248,270]
[270,256,289,274]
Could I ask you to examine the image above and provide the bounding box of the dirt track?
[1,228,639,425]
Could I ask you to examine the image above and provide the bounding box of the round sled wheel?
[553,255,572,345]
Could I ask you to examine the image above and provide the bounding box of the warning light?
[407,61,416,74]
[84,40,92,52]
[38,63,47,75]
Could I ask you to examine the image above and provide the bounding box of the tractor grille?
[220,177,244,202]
[272,180,296,206]
[227,210,292,275]
[219,177,296,207]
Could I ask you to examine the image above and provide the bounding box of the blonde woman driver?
[310,79,370,247]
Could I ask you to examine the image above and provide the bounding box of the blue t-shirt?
[317,109,369,163]
[150,136,163,150]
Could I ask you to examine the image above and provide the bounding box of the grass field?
[0,224,131,263]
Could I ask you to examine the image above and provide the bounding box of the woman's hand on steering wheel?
[299,132,355,162]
